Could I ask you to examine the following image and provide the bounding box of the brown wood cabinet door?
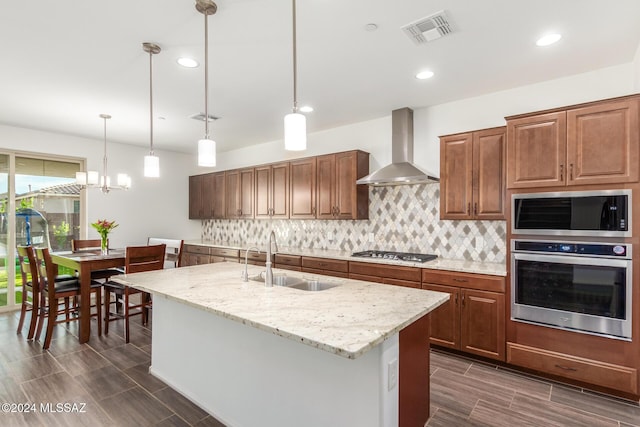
[473,128,505,219]
[567,98,639,186]
[271,162,289,218]
[290,158,316,218]
[316,154,336,219]
[188,175,204,219]
[239,168,254,218]
[460,289,505,361]
[212,172,226,219]
[225,170,240,218]
[506,111,567,188]
[421,283,460,350]
[200,173,216,219]
[334,151,357,219]
[254,165,271,218]
[440,133,473,219]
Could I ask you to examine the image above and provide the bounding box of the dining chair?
[71,239,123,280]
[16,246,41,339]
[33,247,103,349]
[147,237,184,268]
[103,244,166,343]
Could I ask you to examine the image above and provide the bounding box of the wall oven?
[511,240,632,340]
[512,189,631,237]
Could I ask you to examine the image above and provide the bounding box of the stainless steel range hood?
[356,107,439,186]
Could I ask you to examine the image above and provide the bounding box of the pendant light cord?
[204,10,210,139]
[149,49,154,155]
[292,0,298,113]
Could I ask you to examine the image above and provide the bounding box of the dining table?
[50,249,125,343]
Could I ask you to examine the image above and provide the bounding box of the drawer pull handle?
[453,278,468,282]
[554,364,578,372]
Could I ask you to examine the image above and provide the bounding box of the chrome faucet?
[241,247,260,282]
[265,231,278,287]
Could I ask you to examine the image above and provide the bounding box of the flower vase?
[101,236,109,255]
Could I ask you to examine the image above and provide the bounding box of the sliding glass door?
[0,153,81,311]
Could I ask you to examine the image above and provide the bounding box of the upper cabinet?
[440,127,505,220]
[255,162,289,219]
[507,96,639,189]
[189,172,225,219]
[226,168,254,219]
[290,157,317,219]
[189,150,369,221]
[316,151,369,220]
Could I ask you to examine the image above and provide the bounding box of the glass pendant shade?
[284,112,307,151]
[75,172,87,185]
[198,138,216,167]
[87,171,100,185]
[144,154,160,178]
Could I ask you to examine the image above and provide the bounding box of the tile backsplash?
[202,184,507,263]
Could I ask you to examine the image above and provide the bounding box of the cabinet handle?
[474,203,478,216]
[453,278,468,283]
[454,294,458,305]
[560,164,564,181]
[569,163,574,180]
[554,364,578,372]
[319,263,328,267]
[335,206,340,216]
[461,292,465,307]
[467,203,471,215]
[312,206,316,216]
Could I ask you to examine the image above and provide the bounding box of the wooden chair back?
[34,247,59,296]
[147,238,184,268]
[17,245,39,293]
[125,244,166,274]
[72,239,107,252]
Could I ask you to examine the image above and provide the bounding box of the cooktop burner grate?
[351,250,437,263]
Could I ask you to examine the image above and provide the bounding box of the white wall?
[217,63,636,177]
[634,41,640,91]
[0,124,201,247]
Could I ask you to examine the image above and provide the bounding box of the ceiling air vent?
[190,113,220,122]
[401,10,453,44]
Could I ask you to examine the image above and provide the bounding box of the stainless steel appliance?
[351,250,437,263]
[512,189,631,237]
[511,239,632,340]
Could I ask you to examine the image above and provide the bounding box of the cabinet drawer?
[245,251,266,263]
[184,245,210,255]
[350,261,421,282]
[191,254,211,265]
[275,254,301,267]
[301,257,348,273]
[302,267,349,278]
[210,247,239,258]
[422,270,504,293]
[507,343,638,394]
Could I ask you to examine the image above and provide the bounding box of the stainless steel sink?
[249,275,338,291]
[287,280,338,292]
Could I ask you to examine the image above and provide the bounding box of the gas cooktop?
[351,250,437,263]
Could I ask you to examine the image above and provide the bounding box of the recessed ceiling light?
[299,105,314,113]
[364,23,378,32]
[536,33,561,47]
[415,70,434,80]
[177,57,199,68]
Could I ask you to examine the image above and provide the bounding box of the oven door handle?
[511,251,632,268]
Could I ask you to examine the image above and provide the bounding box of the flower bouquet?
[91,219,119,255]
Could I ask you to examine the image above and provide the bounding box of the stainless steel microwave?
[512,190,631,237]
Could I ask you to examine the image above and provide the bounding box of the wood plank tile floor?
[429,349,640,427]
[3,308,639,426]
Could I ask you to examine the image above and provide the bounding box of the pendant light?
[196,0,217,167]
[284,0,306,151]
[143,42,161,178]
[76,114,132,193]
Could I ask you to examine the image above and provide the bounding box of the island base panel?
[149,296,402,427]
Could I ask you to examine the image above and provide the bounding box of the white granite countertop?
[112,262,449,359]
[184,239,507,276]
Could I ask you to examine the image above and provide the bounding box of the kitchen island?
[112,262,449,427]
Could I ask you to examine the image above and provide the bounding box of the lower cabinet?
[422,270,505,361]
[301,257,349,278]
[183,245,239,266]
[274,254,302,271]
[507,343,638,395]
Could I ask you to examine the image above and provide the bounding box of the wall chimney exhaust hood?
[356,107,439,186]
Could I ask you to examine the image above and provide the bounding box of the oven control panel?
[512,240,630,258]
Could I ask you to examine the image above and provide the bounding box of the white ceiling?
[1,0,640,156]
